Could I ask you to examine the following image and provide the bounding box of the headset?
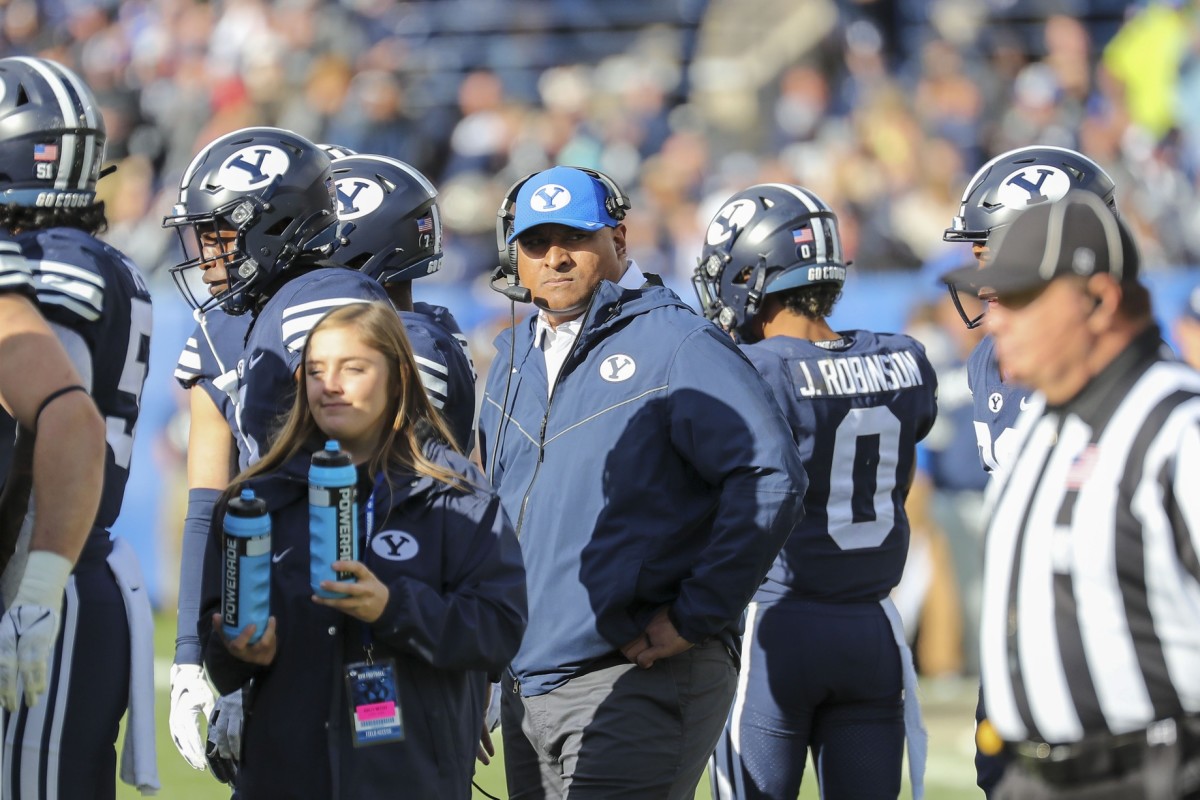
[486,167,631,484]
[490,167,631,302]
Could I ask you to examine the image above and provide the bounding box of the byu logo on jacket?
[371,530,420,561]
[600,354,636,382]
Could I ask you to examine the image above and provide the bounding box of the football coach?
[479,166,808,799]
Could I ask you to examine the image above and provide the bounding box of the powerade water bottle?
[310,440,358,599]
[222,487,271,643]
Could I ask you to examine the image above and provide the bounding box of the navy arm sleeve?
[175,487,220,665]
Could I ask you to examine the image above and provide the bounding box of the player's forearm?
[175,488,221,664]
[29,394,105,563]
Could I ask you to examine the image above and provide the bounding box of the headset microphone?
[489,265,532,303]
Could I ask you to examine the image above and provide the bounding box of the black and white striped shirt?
[980,328,1200,745]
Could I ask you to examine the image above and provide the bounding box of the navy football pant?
[976,686,1011,797]
[710,598,904,800]
[3,537,130,800]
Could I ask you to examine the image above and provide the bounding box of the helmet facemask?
[164,194,269,315]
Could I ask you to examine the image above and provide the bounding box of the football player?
[163,127,390,779]
[696,184,937,800]
[0,56,157,797]
[943,145,1117,472]
[329,153,477,451]
[941,145,1118,796]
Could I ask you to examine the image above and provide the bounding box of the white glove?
[209,689,244,761]
[484,681,502,733]
[169,664,215,770]
[0,551,70,711]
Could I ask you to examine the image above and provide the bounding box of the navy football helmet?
[943,146,1117,328]
[694,183,845,335]
[330,154,442,285]
[163,127,338,315]
[318,143,357,160]
[944,145,1116,244]
[0,57,106,208]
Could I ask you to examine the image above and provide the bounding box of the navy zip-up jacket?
[199,441,527,799]
[478,280,808,697]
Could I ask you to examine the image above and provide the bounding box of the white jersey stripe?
[45,577,80,800]
[281,298,372,350]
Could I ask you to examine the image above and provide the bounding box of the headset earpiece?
[577,168,631,222]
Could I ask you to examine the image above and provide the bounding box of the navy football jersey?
[235,267,390,470]
[0,236,34,299]
[966,335,1029,473]
[174,308,251,439]
[20,228,152,531]
[749,331,938,603]
[402,302,476,452]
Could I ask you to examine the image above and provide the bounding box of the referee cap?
[508,167,622,243]
[942,190,1140,296]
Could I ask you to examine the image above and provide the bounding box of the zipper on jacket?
[513,289,605,539]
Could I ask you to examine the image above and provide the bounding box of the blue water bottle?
[310,440,358,599]
[221,487,271,643]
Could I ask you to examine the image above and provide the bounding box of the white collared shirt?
[534,259,646,396]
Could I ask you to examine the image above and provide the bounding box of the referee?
[944,190,1200,800]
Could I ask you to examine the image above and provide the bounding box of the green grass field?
[119,614,983,799]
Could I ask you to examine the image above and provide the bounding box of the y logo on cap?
[531,184,571,212]
[600,354,636,382]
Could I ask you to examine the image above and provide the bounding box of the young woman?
[199,302,527,799]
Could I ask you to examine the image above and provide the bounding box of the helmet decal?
[216,146,291,193]
[334,176,386,221]
[706,199,757,246]
[995,165,1073,210]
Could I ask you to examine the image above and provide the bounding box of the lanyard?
[359,472,386,660]
[363,472,386,546]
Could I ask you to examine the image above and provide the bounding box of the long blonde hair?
[230,302,469,498]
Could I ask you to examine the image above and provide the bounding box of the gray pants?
[501,640,737,799]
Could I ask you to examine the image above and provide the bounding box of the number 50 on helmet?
[693,183,846,337]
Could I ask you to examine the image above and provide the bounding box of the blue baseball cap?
[507,166,621,243]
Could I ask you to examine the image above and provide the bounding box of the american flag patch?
[1065,444,1099,490]
[416,217,433,233]
[34,143,59,162]
[792,227,814,245]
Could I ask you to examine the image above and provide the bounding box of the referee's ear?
[1084,274,1117,331]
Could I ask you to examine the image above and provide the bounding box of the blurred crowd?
[13,0,1200,678]
[7,0,1200,289]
